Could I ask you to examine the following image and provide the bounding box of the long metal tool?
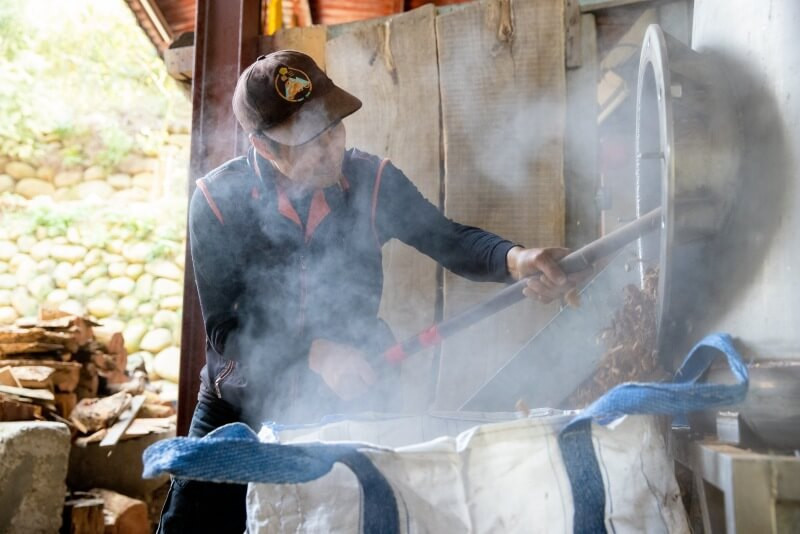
[381,206,663,365]
[459,249,640,411]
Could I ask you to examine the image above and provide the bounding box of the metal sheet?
[460,247,642,411]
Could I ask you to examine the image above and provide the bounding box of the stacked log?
[0,307,175,444]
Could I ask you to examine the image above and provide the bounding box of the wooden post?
[178,0,262,436]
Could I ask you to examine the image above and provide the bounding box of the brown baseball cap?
[232,50,362,146]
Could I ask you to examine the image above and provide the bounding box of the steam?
[213,10,601,429]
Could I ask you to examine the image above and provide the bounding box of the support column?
[178,0,261,436]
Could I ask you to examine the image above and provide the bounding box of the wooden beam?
[565,0,582,68]
[580,0,655,12]
[565,14,599,249]
[178,0,262,437]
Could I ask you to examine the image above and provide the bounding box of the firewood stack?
[0,307,175,443]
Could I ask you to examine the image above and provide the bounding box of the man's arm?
[373,160,516,282]
[373,160,581,301]
[188,187,245,358]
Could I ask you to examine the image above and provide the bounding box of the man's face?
[279,122,346,189]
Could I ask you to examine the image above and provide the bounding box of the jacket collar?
[247,147,349,243]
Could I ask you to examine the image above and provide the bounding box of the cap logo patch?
[275,66,312,102]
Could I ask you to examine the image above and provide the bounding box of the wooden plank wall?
[325,6,441,411]
[261,0,568,411]
[434,0,566,409]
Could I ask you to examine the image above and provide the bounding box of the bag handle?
[568,332,749,427]
[143,423,400,533]
[560,333,748,534]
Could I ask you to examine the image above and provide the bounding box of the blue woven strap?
[559,332,749,534]
[142,423,399,533]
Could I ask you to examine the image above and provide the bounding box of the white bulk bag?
[143,333,747,534]
[247,412,687,534]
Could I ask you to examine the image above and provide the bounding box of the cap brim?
[263,85,362,146]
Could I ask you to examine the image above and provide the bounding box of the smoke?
[206,5,604,430]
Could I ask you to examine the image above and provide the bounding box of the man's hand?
[308,338,377,401]
[506,246,588,304]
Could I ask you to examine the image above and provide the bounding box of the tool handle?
[381,207,663,364]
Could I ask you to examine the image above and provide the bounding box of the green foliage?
[28,206,78,236]
[96,129,135,169]
[0,0,187,165]
[148,239,180,261]
[0,3,28,60]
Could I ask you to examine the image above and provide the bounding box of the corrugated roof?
[312,0,402,25]
[125,1,472,54]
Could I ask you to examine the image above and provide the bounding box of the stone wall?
[0,123,190,387]
[0,123,190,203]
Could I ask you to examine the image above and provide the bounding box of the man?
[158,50,582,533]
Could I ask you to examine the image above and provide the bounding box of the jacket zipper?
[214,360,236,398]
[298,253,307,332]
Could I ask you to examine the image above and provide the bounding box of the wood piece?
[38,306,71,321]
[54,392,78,418]
[10,365,55,389]
[0,365,20,387]
[70,391,132,434]
[326,4,441,411]
[90,488,149,534]
[0,341,64,355]
[597,69,628,123]
[0,384,55,401]
[106,374,147,396]
[0,327,48,343]
[74,428,107,447]
[62,492,105,534]
[435,0,566,409]
[0,395,42,420]
[17,314,97,345]
[124,417,175,437]
[137,402,175,418]
[77,362,100,399]
[566,0,583,68]
[0,359,82,392]
[93,329,126,357]
[100,395,145,447]
[73,417,175,446]
[0,326,79,346]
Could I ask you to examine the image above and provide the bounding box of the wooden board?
[435,0,567,409]
[326,4,441,411]
[565,13,599,249]
[0,359,81,392]
[0,384,55,402]
[100,395,146,447]
[266,25,328,68]
[10,365,55,389]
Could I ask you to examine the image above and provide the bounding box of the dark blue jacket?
[189,147,515,423]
